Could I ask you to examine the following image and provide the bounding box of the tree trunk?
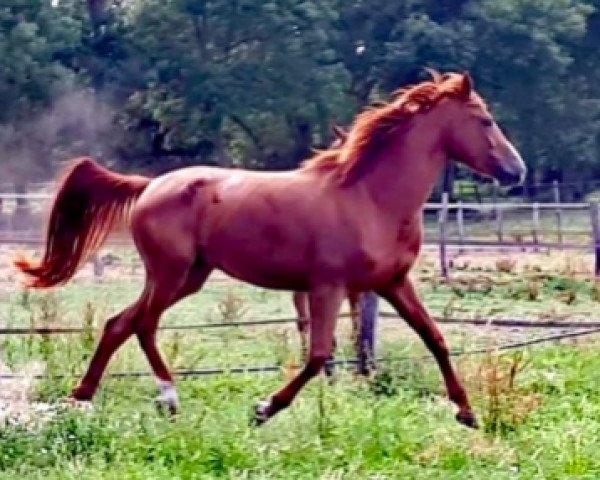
[283,116,313,169]
[87,0,108,28]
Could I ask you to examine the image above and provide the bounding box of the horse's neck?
[357,127,447,220]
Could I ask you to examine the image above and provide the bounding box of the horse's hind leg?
[70,293,148,401]
[255,285,345,425]
[70,257,205,406]
[136,260,213,414]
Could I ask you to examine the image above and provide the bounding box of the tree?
[111,0,349,172]
[0,0,84,182]
[457,0,598,194]
[0,0,599,190]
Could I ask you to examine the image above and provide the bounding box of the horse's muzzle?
[491,149,526,187]
[492,141,527,187]
[494,164,527,187]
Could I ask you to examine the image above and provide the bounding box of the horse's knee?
[297,317,310,333]
[135,322,158,350]
[103,316,133,339]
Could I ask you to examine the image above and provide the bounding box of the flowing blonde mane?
[302,70,477,184]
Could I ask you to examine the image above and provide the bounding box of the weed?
[527,280,540,301]
[166,331,183,369]
[496,257,516,273]
[592,281,600,302]
[463,350,542,436]
[217,288,248,324]
[80,302,96,358]
[19,289,30,309]
[368,367,398,398]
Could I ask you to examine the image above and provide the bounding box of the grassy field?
[2,248,600,478]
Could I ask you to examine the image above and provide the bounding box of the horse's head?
[442,72,526,187]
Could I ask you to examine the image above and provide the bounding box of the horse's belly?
[221,267,309,291]
[215,256,310,291]
[202,229,311,290]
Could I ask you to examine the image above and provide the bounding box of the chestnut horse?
[15,71,525,429]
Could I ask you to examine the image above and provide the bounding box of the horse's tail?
[14,157,151,288]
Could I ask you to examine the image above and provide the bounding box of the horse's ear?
[459,71,473,99]
[331,123,348,141]
[424,66,442,83]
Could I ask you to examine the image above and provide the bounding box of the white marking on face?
[507,141,524,166]
[506,140,527,184]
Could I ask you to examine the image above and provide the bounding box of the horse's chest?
[363,219,421,255]
[352,221,421,275]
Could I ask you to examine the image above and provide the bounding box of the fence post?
[532,202,540,248]
[553,180,563,244]
[439,191,449,279]
[92,253,104,277]
[590,202,600,278]
[0,197,5,231]
[457,200,465,252]
[495,203,503,243]
[492,183,499,210]
[357,291,378,375]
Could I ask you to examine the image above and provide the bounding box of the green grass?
[3,259,600,478]
[2,345,600,478]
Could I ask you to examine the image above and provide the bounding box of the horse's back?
[130,166,325,281]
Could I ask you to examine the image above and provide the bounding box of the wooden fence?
[434,194,600,279]
[2,193,600,279]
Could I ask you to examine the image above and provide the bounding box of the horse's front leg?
[347,291,361,365]
[378,277,478,429]
[255,285,345,425]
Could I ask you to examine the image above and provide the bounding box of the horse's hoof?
[155,397,179,418]
[456,410,479,429]
[251,400,272,427]
[69,386,94,402]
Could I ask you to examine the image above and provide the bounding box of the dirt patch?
[0,360,57,431]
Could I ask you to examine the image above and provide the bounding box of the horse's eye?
[481,118,494,128]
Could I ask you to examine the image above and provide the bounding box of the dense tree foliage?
[0,0,598,194]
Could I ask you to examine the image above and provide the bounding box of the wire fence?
[2,326,598,380]
[2,312,600,380]
[4,313,600,336]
